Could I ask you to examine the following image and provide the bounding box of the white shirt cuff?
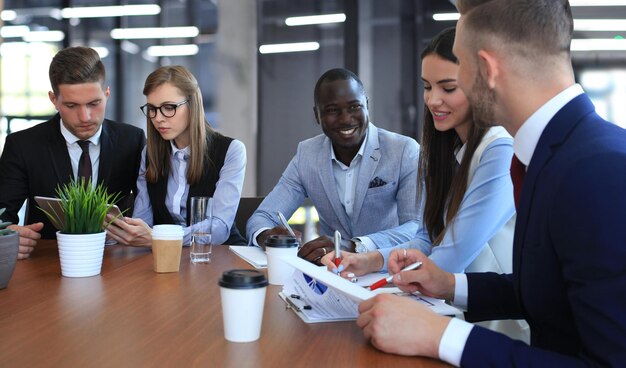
[452,273,469,310]
[438,318,474,367]
[355,236,377,252]
[251,227,271,247]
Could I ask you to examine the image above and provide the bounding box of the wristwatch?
[352,238,367,253]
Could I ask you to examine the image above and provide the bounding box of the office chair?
[234,196,265,239]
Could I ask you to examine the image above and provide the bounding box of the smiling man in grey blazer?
[247,68,420,264]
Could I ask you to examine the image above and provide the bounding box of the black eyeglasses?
[140,100,188,118]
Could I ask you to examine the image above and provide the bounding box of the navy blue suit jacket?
[0,114,145,239]
[461,94,626,366]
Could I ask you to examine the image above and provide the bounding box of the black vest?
[146,133,246,245]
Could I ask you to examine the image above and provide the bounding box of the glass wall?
[0,0,219,138]
[580,69,626,129]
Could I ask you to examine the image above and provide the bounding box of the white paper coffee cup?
[264,235,298,285]
[219,269,268,342]
[152,225,184,273]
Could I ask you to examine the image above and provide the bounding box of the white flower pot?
[56,231,106,278]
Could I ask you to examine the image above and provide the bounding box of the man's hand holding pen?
[356,248,456,359]
[297,236,337,265]
[386,249,455,301]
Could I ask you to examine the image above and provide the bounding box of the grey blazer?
[247,123,420,248]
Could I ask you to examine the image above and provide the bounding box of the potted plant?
[40,178,122,278]
[0,209,19,288]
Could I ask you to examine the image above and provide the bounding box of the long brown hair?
[418,27,488,245]
[143,65,214,185]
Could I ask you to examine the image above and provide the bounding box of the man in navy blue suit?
[356,0,626,366]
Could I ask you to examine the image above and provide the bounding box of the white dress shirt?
[60,120,102,187]
[437,84,584,367]
[330,129,376,250]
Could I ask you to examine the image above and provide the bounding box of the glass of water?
[190,196,213,263]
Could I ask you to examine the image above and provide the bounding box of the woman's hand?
[321,250,384,278]
[105,215,153,247]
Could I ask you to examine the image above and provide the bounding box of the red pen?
[368,261,423,291]
[334,230,342,267]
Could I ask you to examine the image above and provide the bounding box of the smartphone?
[107,205,122,218]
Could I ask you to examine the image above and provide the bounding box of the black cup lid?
[264,234,298,248]
[219,269,268,289]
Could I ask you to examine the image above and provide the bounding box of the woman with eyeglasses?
[106,65,247,247]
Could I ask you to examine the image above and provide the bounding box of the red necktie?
[77,140,92,184]
[510,155,526,210]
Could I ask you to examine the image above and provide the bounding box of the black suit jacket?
[0,114,146,239]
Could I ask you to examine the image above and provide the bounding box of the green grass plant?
[40,178,123,234]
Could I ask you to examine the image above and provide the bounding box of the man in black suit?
[0,46,145,259]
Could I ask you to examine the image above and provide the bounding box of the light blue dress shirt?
[133,139,246,245]
[378,137,515,273]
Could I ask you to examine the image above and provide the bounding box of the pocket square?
[368,176,387,189]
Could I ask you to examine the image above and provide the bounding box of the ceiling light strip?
[146,44,199,57]
[570,0,626,6]
[111,26,199,40]
[432,13,460,21]
[23,30,65,42]
[0,25,30,38]
[285,13,346,26]
[571,38,626,51]
[574,19,626,31]
[61,4,160,19]
[259,42,320,54]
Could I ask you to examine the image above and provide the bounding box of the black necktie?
[510,155,526,210]
[77,140,92,184]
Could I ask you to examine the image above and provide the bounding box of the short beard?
[469,70,497,128]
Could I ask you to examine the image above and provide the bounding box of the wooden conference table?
[0,240,449,367]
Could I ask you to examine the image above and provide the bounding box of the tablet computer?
[34,196,122,231]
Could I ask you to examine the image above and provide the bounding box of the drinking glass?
[190,196,213,263]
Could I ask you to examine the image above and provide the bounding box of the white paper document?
[280,256,461,323]
[229,246,267,268]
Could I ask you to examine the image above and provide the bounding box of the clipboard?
[278,292,355,323]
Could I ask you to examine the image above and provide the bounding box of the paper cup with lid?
[219,269,268,342]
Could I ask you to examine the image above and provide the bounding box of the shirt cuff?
[438,318,474,367]
[452,273,469,310]
[377,247,393,272]
[354,236,377,252]
[251,227,271,247]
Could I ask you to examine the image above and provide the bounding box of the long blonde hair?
[143,65,213,184]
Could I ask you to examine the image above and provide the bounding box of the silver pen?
[277,211,297,238]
